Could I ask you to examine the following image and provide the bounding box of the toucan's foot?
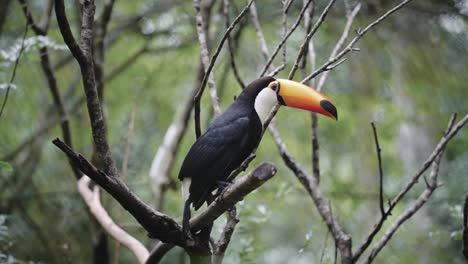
[182,227,194,241]
[214,180,232,197]
[217,180,232,190]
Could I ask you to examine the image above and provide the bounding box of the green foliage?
[0,161,12,172]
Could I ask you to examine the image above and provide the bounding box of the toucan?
[178,76,337,235]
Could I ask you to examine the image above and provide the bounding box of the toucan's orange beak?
[277,79,337,120]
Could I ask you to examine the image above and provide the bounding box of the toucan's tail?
[182,199,191,235]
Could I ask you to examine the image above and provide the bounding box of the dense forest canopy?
[0,0,467,263]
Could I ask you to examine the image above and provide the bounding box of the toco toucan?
[178,76,337,235]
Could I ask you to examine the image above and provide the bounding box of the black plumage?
[178,76,275,232]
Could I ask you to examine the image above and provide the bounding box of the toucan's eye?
[270,82,278,92]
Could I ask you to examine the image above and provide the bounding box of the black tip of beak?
[320,100,338,120]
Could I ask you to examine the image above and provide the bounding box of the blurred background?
[0,0,467,263]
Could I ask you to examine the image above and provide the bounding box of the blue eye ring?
[270,82,278,91]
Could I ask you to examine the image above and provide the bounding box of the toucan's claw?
[217,180,232,189]
[214,180,232,197]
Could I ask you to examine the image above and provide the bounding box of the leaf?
[0,161,13,172]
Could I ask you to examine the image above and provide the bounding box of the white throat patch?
[254,88,278,124]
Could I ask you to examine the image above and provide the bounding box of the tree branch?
[371,122,385,217]
[0,20,28,120]
[55,0,118,176]
[212,207,239,264]
[315,2,361,91]
[259,0,314,77]
[223,0,245,89]
[302,0,414,84]
[288,0,338,80]
[353,113,464,261]
[268,124,353,263]
[363,140,445,264]
[19,0,79,178]
[78,176,149,264]
[193,0,253,137]
[53,137,276,256]
[146,162,276,262]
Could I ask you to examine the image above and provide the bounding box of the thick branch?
[55,0,118,176]
[146,162,276,262]
[53,138,276,254]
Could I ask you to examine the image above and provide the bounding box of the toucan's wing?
[178,115,255,208]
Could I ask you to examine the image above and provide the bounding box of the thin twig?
[249,2,270,63]
[212,207,239,264]
[193,0,221,120]
[223,0,245,89]
[288,0,338,80]
[302,0,414,84]
[371,122,385,217]
[353,113,464,261]
[19,0,79,178]
[193,0,253,137]
[363,145,445,264]
[316,3,361,91]
[311,113,320,183]
[259,0,314,77]
[0,20,28,120]
[281,0,288,66]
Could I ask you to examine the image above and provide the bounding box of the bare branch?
[150,85,197,211]
[388,114,467,211]
[53,137,276,255]
[19,0,79,177]
[0,20,28,120]
[193,0,254,137]
[371,122,385,217]
[78,176,149,263]
[259,0,314,77]
[316,3,361,91]
[193,0,221,119]
[223,0,246,89]
[311,113,320,183]
[249,2,270,63]
[18,0,45,35]
[212,207,239,264]
[281,0,288,66]
[268,124,353,263]
[363,144,445,264]
[146,162,276,262]
[55,0,118,176]
[302,0,414,84]
[288,0,338,80]
[353,113,464,261]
